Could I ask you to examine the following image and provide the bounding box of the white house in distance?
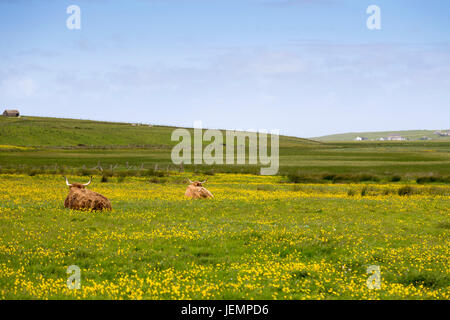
[355,136,368,141]
[387,135,407,141]
[434,130,449,137]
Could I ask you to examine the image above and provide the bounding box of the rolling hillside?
[0,115,316,148]
[313,129,450,142]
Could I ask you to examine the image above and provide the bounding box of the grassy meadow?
[0,174,449,299]
[0,116,449,299]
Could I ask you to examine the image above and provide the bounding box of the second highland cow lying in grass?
[64,176,112,211]
[185,179,214,199]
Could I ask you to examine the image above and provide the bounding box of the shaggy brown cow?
[185,179,214,199]
[64,176,112,211]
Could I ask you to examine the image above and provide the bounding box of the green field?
[1,116,449,182]
[0,116,449,300]
[0,174,448,299]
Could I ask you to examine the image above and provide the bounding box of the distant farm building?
[2,109,20,117]
[434,131,449,137]
[355,136,368,141]
[387,135,407,141]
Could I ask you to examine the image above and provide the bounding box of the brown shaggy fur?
[185,180,214,199]
[64,183,112,211]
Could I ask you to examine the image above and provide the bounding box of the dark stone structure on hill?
[2,109,20,117]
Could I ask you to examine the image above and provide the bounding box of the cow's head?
[188,178,207,187]
[64,176,92,189]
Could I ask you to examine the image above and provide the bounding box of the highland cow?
[63,176,112,211]
[185,179,214,199]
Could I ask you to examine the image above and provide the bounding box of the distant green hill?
[0,115,316,148]
[313,129,450,142]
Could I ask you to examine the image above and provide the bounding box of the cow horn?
[83,176,92,186]
[201,179,207,184]
[188,178,193,184]
[64,176,72,186]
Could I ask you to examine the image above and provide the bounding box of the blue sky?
[0,0,449,137]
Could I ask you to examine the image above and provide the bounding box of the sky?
[0,0,449,138]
